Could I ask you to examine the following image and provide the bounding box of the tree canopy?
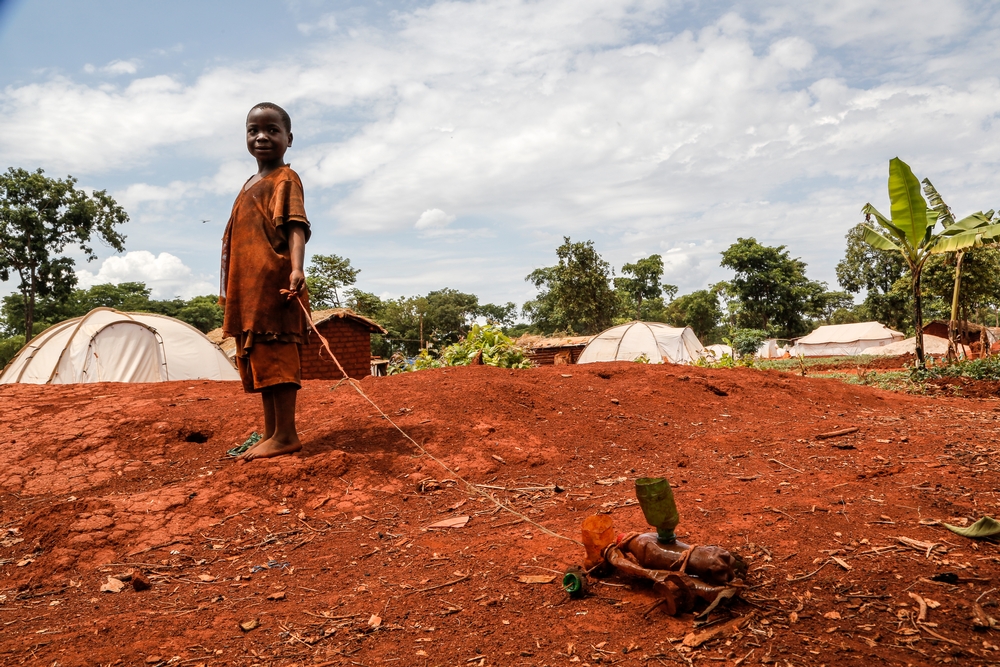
[305,254,359,309]
[523,237,617,335]
[719,237,824,338]
[663,289,722,342]
[0,282,223,337]
[613,254,677,321]
[0,168,128,341]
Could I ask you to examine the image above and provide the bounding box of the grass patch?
[754,355,878,371]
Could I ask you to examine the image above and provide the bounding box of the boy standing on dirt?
[220,102,311,461]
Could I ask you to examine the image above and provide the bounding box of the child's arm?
[287,222,307,294]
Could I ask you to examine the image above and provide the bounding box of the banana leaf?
[861,226,903,253]
[940,212,994,233]
[944,516,1000,539]
[931,228,985,254]
[864,203,909,246]
[922,178,956,227]
[888,157,929,249]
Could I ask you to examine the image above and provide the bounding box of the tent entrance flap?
[79,323,165,384]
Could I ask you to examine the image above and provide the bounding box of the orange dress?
[220,165,311,391]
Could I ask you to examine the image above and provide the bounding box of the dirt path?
[1,363,999,666]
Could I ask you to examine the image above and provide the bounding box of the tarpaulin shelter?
[577,322,705,365]
[793,322,904,357]
[703,344,734,361]
[0,308,239,384]
[864,334,968,358]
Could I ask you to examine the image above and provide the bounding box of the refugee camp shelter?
[517,334,593,365]
[207,307,386,380]
[793,322,904,357]
[922,320,998,357]
[577,322,705,365]
[865,334,968,358]
[704,344,734,361]
[756,339,790,359]
[0,308,239,384]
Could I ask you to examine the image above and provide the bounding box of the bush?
[727,328,769,358]
[912,356,1000,382]
[390,324,532,373]
[439,324,532,368]
[0,335,25,370]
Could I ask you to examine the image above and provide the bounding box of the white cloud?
[75,251,215,299]
[4,0,1000,304]
[297,13,337,36]
[414,208,455,229]
[103,59,140,76]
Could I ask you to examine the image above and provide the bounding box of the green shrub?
[726,329,769,358]
[0,335,25,370]
[440,324,532,368]
[912,356,1000,382]
[389,324,532,373]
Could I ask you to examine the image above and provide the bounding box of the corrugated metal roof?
[517,334,594,349]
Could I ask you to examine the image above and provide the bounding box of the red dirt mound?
[2,363,1000,666]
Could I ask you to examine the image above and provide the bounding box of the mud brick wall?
[300,318,373,380]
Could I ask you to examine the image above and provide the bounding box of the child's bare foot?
[239,437,302,461]
[241,436,269,457]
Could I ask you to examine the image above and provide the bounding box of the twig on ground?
[406,574,470,595]
[768,459,804,474]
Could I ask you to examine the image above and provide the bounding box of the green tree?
[478,301,518,328]
[836,223,910,331]
[356,288,481,356]
[613,254,677,321]
[806,290,856,326]
[860,158,1000,366]
[1,282,227,338]
[80,281,153,311]
[0,168,128,342]
[663,290,722,342]
[524,237,617,335]
[421,288,480,344]
[345,288,385,320]
[305,254,359,308]
[175,295,225,333]
[719,238,822,337]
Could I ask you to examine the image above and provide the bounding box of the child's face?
[246,107,292,163]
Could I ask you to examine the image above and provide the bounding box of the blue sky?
[2,0,999,309]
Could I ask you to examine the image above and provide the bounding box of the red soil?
[2,364,1000,666]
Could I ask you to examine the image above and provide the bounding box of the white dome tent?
[793,322,905,357]
[0,308,240,384]
[576,322,705,365]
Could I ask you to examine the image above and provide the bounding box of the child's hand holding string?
[286,269,306,299]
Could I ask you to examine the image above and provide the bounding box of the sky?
[1,0,999,309]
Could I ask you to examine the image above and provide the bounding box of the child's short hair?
[249,102,291,132]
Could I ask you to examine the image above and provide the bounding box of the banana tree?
[860,158,1000,367]
[922,179,999,360]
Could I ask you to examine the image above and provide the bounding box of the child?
[220,102,311,461]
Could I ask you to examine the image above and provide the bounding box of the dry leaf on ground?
[100,577,125,594]
[428,516,470,529]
